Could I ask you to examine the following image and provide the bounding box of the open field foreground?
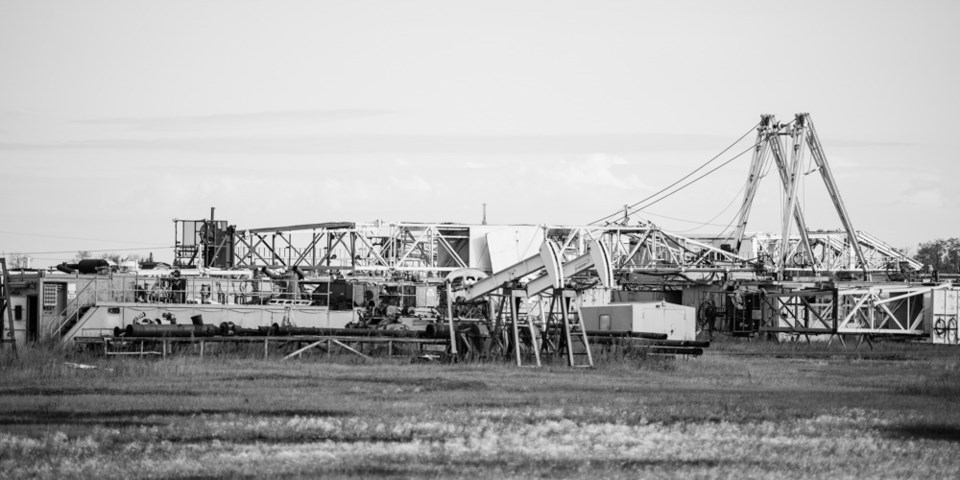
[1,343,959,479]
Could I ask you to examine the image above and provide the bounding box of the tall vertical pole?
[522,292,541,367]
[509,290,522,366]
[766,122,817,276]
[1,258,18,356]
[571,290,593,367]
[350,232,356,270]
[205,207,215,268]
[559,291,575,367]
[173,219,179,267]
[778,122,807,279]
[445,282,458,358]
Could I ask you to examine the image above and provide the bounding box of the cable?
[0,230,160,246]
[589,121,760,226]
[639,211,733,228]
[716,186,756,241]
[640,116,800,216]
[671,177,751,233]
[714,146,774,242]
[11,246,171,255]
[8,257,78,262]
[725,118,801,244]
[634,140,761,213]
[653,135,766,235]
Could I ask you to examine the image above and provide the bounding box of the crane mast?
[732,113,870,279]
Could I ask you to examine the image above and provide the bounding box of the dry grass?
[0,341,959,479]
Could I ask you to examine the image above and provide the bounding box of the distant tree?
[8,253,31,269]
[915,238,960,274]
[948,239,960,273]
[99,253,141,264]
[74,250,92,261]
[101,253,123,264]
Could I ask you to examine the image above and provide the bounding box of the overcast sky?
[1,0,958,267]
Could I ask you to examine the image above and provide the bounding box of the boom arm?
[451,240,564,302]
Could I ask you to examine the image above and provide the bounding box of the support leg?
[560,295,575,367]
[525,299,542,367]
[510,295,522,366]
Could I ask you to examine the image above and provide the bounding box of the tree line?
[913,238,960,274]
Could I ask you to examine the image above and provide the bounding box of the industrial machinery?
[444,239,614,366]
[5,113,952,357]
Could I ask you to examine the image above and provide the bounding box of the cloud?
[547,153,648,190]
[76,109,394,132]
[823,138,914,148]
[898,188,945,208]
[395,175,432,192]
[463,160,489,169]
[0,133,735,155]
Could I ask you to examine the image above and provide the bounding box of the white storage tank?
[580,301,696,341]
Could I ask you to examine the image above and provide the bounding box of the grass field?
[1,340,959,479]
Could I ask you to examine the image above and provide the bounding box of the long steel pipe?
[121,324,220,338]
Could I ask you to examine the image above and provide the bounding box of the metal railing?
[54,277,98,337]
[84,275,337,308]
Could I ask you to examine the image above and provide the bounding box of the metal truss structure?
[732,113,892,278]
[157,112,952,345]
[758,283,948,336]
[747,230,922,274]
[549,225,745,273]
[174,217,917,283]
[178,220,749,278]
[229,222,474,274]
[169,113,921,286]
